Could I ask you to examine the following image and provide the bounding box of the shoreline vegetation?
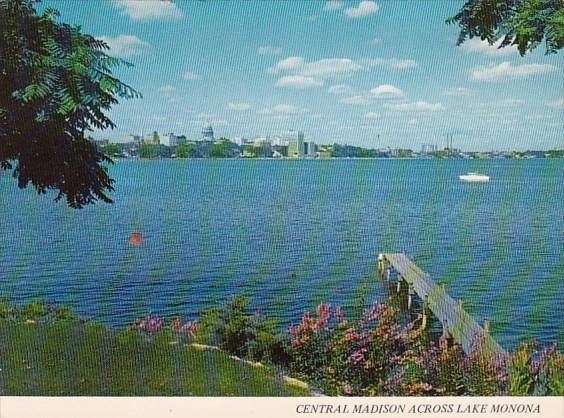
[94,138,564,161]
[1,297,562,396]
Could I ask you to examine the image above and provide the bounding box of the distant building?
[202,125,214,141]
[285,130,305,158]
[304,141,317,157]
[318,146,332,159]
[421,143,437,154]
[252,136,271,147]
[234,137,250,146]
[130,135,141,144]
[143,131,160,145]
[270,135,284,146]
[160,133,180,147]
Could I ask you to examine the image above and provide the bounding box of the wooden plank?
[381,253,507,358]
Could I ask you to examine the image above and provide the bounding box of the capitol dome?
[202,125,214,141]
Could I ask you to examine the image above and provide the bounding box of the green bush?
[0,300,74,323]
[196,295,286,364]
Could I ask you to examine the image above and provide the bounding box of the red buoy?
[129,232,142,246]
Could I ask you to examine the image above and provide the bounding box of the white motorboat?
[459,172,490,182]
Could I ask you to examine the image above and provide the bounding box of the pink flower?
[171,317,182,331]
[343,384,353,395]
[289,325,300,337]
[335,307,344,322]
[343,328,357,343]
[497,373,508,382]
[181,320,198,338]
[348,348,367,364]
[138,313,163,335]
[315,303,331,330]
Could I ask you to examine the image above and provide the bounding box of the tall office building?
[304,141,316,157]
[285,130,305,158]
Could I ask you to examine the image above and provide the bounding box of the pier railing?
[378,252,507,358]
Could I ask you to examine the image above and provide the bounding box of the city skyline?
[47,0,563,151]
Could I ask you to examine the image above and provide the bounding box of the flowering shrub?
[133,313,198,346]
[137,313,164,335]
[288,301,418,395]
[286,301,564,396]
[508,342,564,395]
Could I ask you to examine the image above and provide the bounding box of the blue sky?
[47,0,563,151]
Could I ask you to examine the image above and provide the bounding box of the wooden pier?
[378,252,507,358]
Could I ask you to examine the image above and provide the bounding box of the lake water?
[1,159,562,349]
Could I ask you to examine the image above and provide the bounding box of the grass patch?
[0,320,309,396]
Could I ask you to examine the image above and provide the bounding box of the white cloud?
[499,99,524,106]
[546,99,564,109]
[190,118,226,127]
[442,87,474,97]
[271,56,414,79]
[258,105,309,114]
[384,101,445,112]
[362,58,417,69]
[114,0,183,21]
[345,1,379,18]
[324,1,344,11]
[98,35,149,59]
[158,85,176,94]
[370,37,382,45]
[369,84,404,98]
[183,71,201,81]
[328,84,353,95]
[276,75,324,89]
[269,56,415,86]
[257,46,283,55]
[461,38,519,57]
[364,112,380,119]
[268,56,415,91]
[407,118,418,125]
[268,57,361,78]
[271,104,308,114]
[194,112,215,120]
[471,61,556,82]
[269,56,305,73]
[227,102,251,111]
[340,95,373,105]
